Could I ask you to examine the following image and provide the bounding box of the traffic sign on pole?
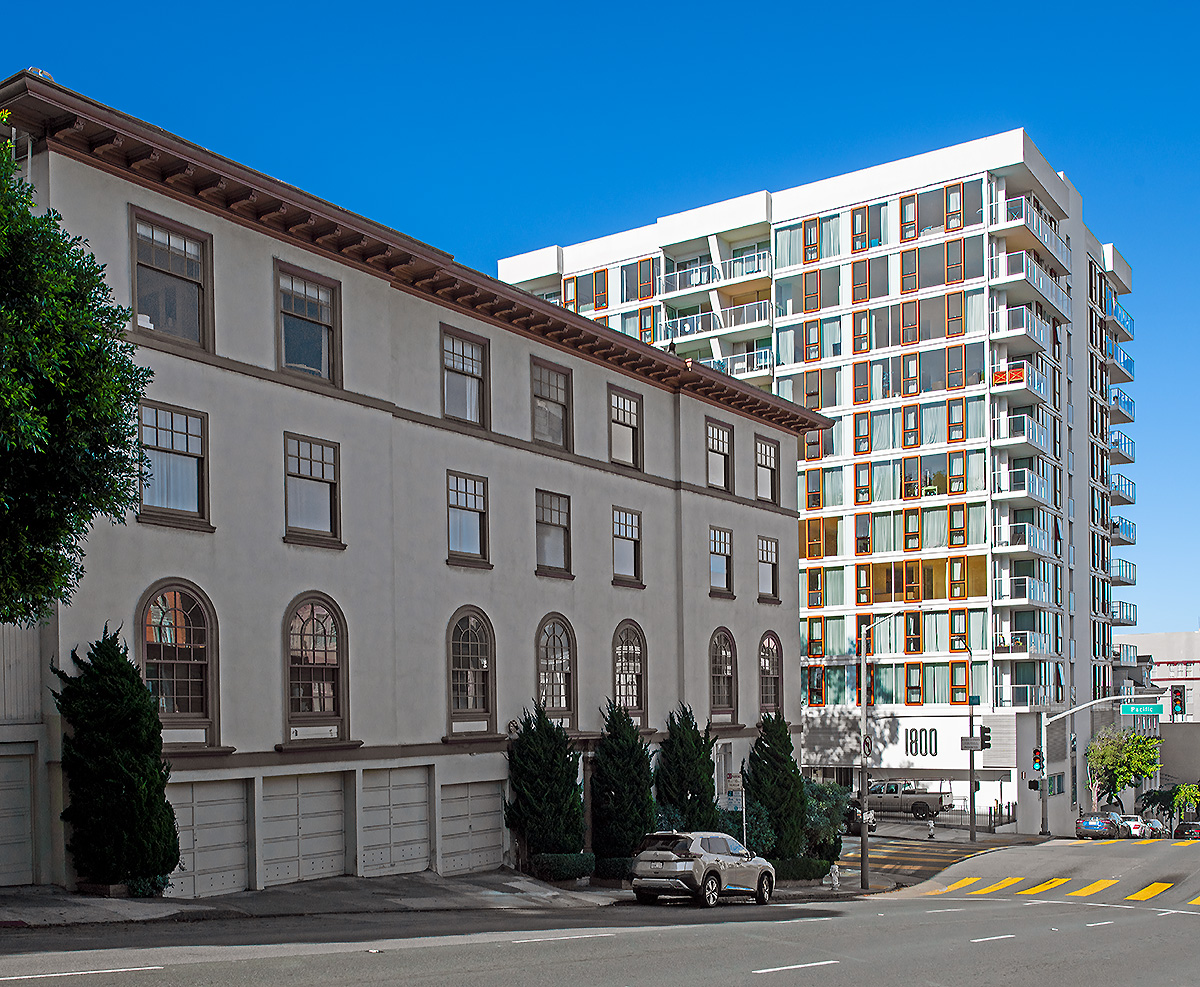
[961,736,982,751]
[1120,703,1163,716]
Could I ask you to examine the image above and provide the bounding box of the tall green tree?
[0,109,152,625]
[51,628,179,886]
[654,703,719,831]
[743,712,807,859]
[804,780,849,863]
[504,704,584,858]
[1174,783,1200,821]
[1085,726,1162,811]
[591,700,656,859]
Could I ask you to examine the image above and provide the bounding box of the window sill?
[709,588,736,600]
[277,365,342,391]
[443,413,489,431]
[758,594,782,606]
[273,738,364,753]
[707,484,733,495]
[136,512,216,533]
[536,567,575,581]
[162,744,236,757]
[447,556,494,570]
[441,732,507,746]
[611,576,645,590]
[283,532,347,551]
[127,326,212,355]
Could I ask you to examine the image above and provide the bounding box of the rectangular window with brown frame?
[805,518,824,560]
[855,513,872,555]
[947,398,965,442]
[132,209,212,349]
[807,665,825,706]
[902,456,921,499]
[277,263,340,384]
[807,567,824,608]
[285,433,340,545]
[609,386,643,469]
[945,183,964,232]
[535,490,571,575]
[443,328,490,427]
[902,353,919,396]
[904,559,922,602]
[901,300,918,343]
[949,557,967,600]
[612,507,642,585]
[854,412,871,455]
[950,659,969,704]
[949,503,966,548]
[638,306,655,343]
[803,217,820,263]
[948,451,966,494]
[756,436,779,504]
[950,609,969,652]
[903,507,921,551]
[900,194,917,241]
[759,536,780,601]
[852,310,869,353]
[531,358,572,450]
[638,258,654,300]
[447,471,488,562]
[945,238,965,284]
[804,320,821,361]
[900,249,918,293]
[905,617,923,657]
[139,402,209,528]
[856,662,876,706]
[902,404,920,448]
[856,563,873,605]
[854,462,871,505]
[803,270,820,312]
[851,205,868,253]
[853,361,870,404]
[947,345,965,390]
[709,526,733,594]
[706,420,733,491]
[946,291,964,337]
[807,617,824,657]
[852,260,869,303]
[905,660,923,702]
[805,469,822,510]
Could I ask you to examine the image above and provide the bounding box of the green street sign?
[1120,703,1163,716]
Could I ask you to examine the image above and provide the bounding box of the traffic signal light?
[1032,747,1044,773]
[979,726,992,750]
[1173,686,1186,717]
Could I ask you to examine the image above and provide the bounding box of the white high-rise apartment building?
[500,131,1138,833]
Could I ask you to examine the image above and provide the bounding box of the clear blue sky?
[6,0,1194,632]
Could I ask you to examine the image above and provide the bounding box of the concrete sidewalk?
[871,820,1052,847]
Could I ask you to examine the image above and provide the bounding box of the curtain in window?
[871,410,892,451]
[871,462,894,502]
[892,407,903,448]
[967,504,986,544]
[893,511,904,549]
[965,288,985,334]
[820,215,840,258]
[823,467,844,506]
[777,328,795,365]
[967,396,986,438]
[922,507,948,548]
[826,666,847,705]
[821,317,841,358]
[825,616,847,656]
[876,663,896,703]
[145,449,200,512]
[776,377,793,402]
[969,609,988,652]
[824,566,845,607]
[874,616,901,658]
[776,279,796,317]
[926,661,950,702]
[877,202,891,245]
[871,361,886,401]
[971,661,988,699]
[873,512,894,552]
[776,227,803,269]
[830,415,845,457]
[967,450,986,491]
[921,404,946,444]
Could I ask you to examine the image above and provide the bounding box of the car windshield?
[636,834,692,855]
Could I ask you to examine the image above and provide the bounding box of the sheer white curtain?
[777,328,795,365]
[877,202,892,246]
[825,567,845,607]
[872,410,892,451]
[820,215,840,258]
[776,377,794,402]
[145,450,199,512]
[825,615,847,656]
[871,361,886,401]
[821,317,841,358]
[968,504,987,544]
[926,660,950,701]
[776,227,803,269]
[923,507,948,548]
[873,512,894,552]
[922,404,946,444]
[969,609,988,652]
[967,396,986,438]
[968,450,987,491]
[872,462,894,502]
[965,288,986,334]
[823,467,844,506]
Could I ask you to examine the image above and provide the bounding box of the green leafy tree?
[1085,726,1162,811]
[0,109,152,625]
[591,700,656,859]
[504,704,584,859]
[653,703,719,831]
[1174,783,1200,821]
[804,780,850,862]
[1139,786,1178,826]
[742,712,807,859]
[51,628,179,887]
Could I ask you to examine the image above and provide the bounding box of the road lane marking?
[1188,894,1200,906]
[1126,883,1173,901]
[510,934,615,944]
[753,960,839,974]
[969,877,1024,895]
[1017,878,1071,895]
[1086,921,1114,927]
[1068,880,1120,897]
[971,934,1016,943]
[0,970,164,982]
[925,878,981,895]
[1092,840,1121,845]
[926,908,965,913]
[1135,839,1161,845]
[1173,841,1199,846]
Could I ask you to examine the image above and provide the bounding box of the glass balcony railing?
[991,196,1072,270]
[660,263,719,295]
[992,468,1050,504]
[720,250,772,282]
[1110,558,1137,584]
[993,576,1050,603]
[991,361,1048,400]
[990,251,1072,320]
[1105,295,1135,341]
[993,684,1052,708]
[1111,600,1137,625]
[992,630,1052,656]
[1109,429,1135,462]
[1112,643,1137,666]
[700,348,775,378]
[1110,515,1136,544]
[1109,386,1135,422]
[1110,473,1136,504]
[993,523,1050,554]
[1106,338,1135,379]
[990,305,1050,350]
[721,299,772,329]
[662,311,720,339]
[992,413,1050,453]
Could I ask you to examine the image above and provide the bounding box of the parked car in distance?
[867,781,954,819]
[1144,818,1167,837]
[846,799,878,836]
[1121,815,1150,838]
[631,831,775,907]
[1076,811,1122,839]
[1174,820,1200,839]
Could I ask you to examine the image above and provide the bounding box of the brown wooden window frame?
[608,384,643,470]
[853,412,871,455]
[949,451,966,494]
[902,405,920,448]
[804,319,821,362]
[947,345,965,390]
[852,259,869,303]
[803,217,820,263]
[806,567,824,609]
[759,631,783,714]
[283,591,350,743]
[947,397,966,442]
[900,248,918,294]
[637,258,654,300]
[854,512,872,556]
[709,627,737,715]
[853,361,870,404]
[283,431,343,549]
[129,206,215,353]
[950,608,969,653]
[945,183,964,232]
[275,260,343,388]
[807,616,824,657]
[755,435,780,505]
[902,455,921,499]
[447,605,497,735]
[807,664,825,707]
[805,468,823,510]
[137,400,212,532]
[902,353,919,396]
[802,270,820,312]
[706,418,733,492]
[442,325,491,429]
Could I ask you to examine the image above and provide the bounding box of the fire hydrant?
[829,862,840,890]
[927,818,936,840]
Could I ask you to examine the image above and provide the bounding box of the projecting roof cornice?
[0,70,830,436]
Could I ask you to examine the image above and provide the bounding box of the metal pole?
[969,703,977,843]
[860,636,869,891]
[1039,709,1050,836]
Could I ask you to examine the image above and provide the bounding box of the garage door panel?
[361,767,430,876]
[165,780,248,899]
[0,756,33,886]
[440,781,503,876]
[262,773,346,887]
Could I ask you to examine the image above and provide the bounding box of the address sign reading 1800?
[904,727,938,757]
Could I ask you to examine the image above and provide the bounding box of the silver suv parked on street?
[630,831,775,907]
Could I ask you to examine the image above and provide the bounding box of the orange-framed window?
[901,300,918,344]
[904,615,923,655]
[807,664,825,706]
[902,405,920,448]
[856,563,873,605]
[852,310,869,353]
[803,218,820,263]
[851,205,869,253]
[563,276,577,312]
[904,659,923,701]
[946,238,965,284]
[594,269,608,310]
[803,320,821,362]
[637,258,654,300]
[805,469,822,510]
[856,661,876,706]
[901,248,918,293]
[853,361,870,404]
[899,358,916,400]
[949,503,966,547]
[806,567,824,608]
[806,518,824,560]
[802,270,820,312]
[947,398,966,442]
[950,608,969,652]
[903,507,921,551]
[902,456,921,499]
[904,559,921,601]
[946,291,964,337]
[804,429,822,462]
[638,305,655,343]
[947,345,965,389]
[900,194,917,241]
[803,369,821,410]
[949,557,967,600]
[854,462,871,505]
[945,183,964,232]
[950,659,969,704]
[855,513,872,555]
[853,412,871,455]
[948,451,966,494]
[852,260,869,303]
[807,616,824,656]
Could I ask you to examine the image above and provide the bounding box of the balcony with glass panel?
[1109,386,1135,425]
[990,360,1047,404]
[1106,338,1134,383]
[992,630,1053,661]
[1104,296,1135,343]
[989,305,1050,356]
[1110,558,1136,587]
[992,414,1050,457]
[989,251,1072,322]
[1109,428,1135,464]
[699,347,775,382]
[993,682,1053,708]
[659,261,720,299]
[989,196,1072,271]
[1112,643,1137,666]
[1110,515,1136,546]
[993,576,1050,606]
[720,250,772,289]
[661,309,721,341]
[1110,473,1135,506]
[992,522,1052,559]
[992,468,1052,508]
[1111,600,1137,626]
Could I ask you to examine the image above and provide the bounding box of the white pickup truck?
[867,781,954,819]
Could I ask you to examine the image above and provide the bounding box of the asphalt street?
[2,838,1197,986]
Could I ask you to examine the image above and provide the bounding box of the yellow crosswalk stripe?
[1126,882,1173,901]
[968,877,1024,895]
[1093,840,1121,845]
[1017,878,1071,895]
[1188,894,1200,906]
[1067,879,1119,897]
[925,878,981,895]
[1135,839,1160,845]
[1173,840,1199,846]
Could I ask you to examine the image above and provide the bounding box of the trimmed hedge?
[531,852,596,882]
[769,856,833,881]
[594,856,634,881]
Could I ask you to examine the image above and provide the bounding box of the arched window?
[448,606,495,735]
[759,632,782,715]
[138,579,219,747]
[537,614,576,727]
[710,628,736,716]
[284,593,348,741]
[613,620,646,723]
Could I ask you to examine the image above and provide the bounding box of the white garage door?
[166,780,249,899]
[440,780,504,876]
[0,756,33,886]
[361,767,430,875]
[262,773,346,886]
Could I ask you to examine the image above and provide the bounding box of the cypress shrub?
[591,699,655,859]
[769,857,833,881]
[805,780,849,862]
[743,712,807,859]
[51,628,179,888]
[715,799,775,858]
[504,704,584,859]
[531,852,596,882]
[653,703,719,832]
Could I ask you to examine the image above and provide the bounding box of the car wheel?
[912,802,930,820]
[634,891,659,905]
[756,873,773,905]
[698,873,720,908]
